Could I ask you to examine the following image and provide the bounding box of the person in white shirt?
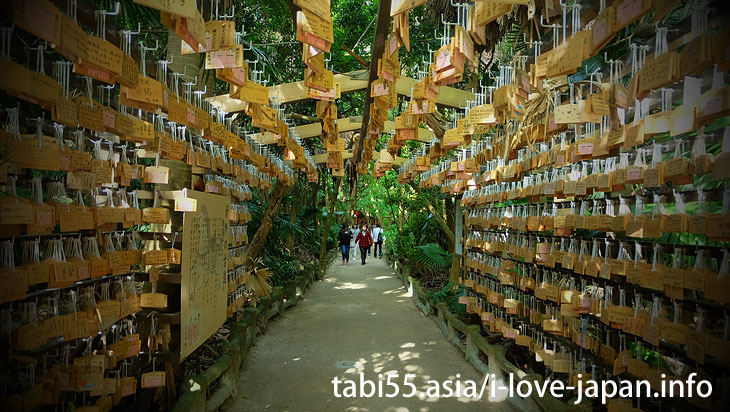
[372,223,384,258]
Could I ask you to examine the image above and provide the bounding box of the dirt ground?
[223,257,517,412]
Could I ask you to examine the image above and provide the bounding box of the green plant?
[441,284,466,316]
[408,243,453,291]
[427,282,456,306]
[263,254,301,287]
[428,283,467,315]
[409,243,452,272]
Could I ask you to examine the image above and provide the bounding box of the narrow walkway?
[224,257,515,412]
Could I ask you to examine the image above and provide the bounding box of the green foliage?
[445,285,467,316]
[426,282,464,316]
[409,244,452,272]
[263,254,302,287]
[427,282,465,315]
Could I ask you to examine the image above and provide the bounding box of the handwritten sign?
[294,0,332,21]
[180,191,230,359]
[231,81,269,105]
[297,9,334,44]
[205,45,244,69]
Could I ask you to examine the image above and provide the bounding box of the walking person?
[372,223,384,258]
[354,225,373,265]
[337,224,352,266]
[365,224,372,257]
[351,224,360,259]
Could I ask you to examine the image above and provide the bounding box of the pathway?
[224,257,516,412]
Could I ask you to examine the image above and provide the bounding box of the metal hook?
[217,5,235,20]
[539,15,561,47]
[94,2,120,40]
[119,23,141,55]
[138,39,160,77]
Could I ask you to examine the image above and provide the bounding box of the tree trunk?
[383,183,402,235]
[318,176,341,277]
[445,197,455,253]
[286,202,297,252]
[311,179,319,233]
[407,182,454,245]
[346,171,358,221]
[425,200,455,246]
[449,254,461,285]
[243,181,290,267]
[446,198,461,284]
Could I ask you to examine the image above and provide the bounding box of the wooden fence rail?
[390,261,593,412]
[172,262,319,412]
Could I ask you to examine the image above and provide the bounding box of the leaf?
[409,243,452,271]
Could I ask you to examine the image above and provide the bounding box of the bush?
[408,243,452,290]
[263,254,302,287]
[426,283,465,315]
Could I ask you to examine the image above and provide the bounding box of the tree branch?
[407,181,454,245]
[341,45,369,68]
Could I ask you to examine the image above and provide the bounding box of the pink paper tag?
[389,35,399,55]
[373,83,389,96]
[626,168,642,181]
[436,51,451,71]
[103,112,116,129]
[229,67,247,85]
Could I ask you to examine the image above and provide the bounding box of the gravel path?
[224,257,517,412]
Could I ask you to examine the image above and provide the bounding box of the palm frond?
[409,243,452,271]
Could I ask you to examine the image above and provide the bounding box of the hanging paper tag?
[140,292,168,308]
[140,371,166,388]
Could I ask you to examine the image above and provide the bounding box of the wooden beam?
[313,150,354,163]
[209,73,366,111]
[355,0,392,164]
[290,113,320,122]
[248,116,434,144]
[312,150,407,165]
[248,117,362,143]
[207,74,474,111]
[395,77,474,109]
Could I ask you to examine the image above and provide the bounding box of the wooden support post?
[354,0,392,164]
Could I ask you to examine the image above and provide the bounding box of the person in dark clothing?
[372,223,384,258]
[354,225,373,265]
[337,224,353,265]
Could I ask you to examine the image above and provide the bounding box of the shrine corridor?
[223,258,517,412]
